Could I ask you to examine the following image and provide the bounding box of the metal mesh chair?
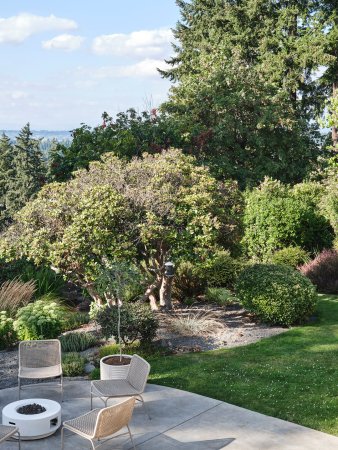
[91,354,151,418]
[0,425,20,449]
[18,339,63,400]
[61,397,136,450]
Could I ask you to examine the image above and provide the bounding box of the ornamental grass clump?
[169,310,223,336]
[299,249,338,294]
[0,278,36,316]
[235,264,317,326]
[59,332,98,353]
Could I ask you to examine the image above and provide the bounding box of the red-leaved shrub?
[299,249,338,294]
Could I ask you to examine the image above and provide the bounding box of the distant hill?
[1,130,72,142]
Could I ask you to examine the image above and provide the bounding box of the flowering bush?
[299,249,338,294]
[14,297,66,340]
[0,311,17,349]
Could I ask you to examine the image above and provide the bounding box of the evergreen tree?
[161,0,337,186]
[6,123,46,216]
[0,134,15,228]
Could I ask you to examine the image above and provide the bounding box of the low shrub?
[169,310,223,336]
[173,261,206,301]
[270,246,310,268]
[0,311,17,349]
[62,353,86,377]
[203,251,244,289]
[235,264,317,326]
[62,312,90,331]
[59,332,98,353]
[299,249,338,294]
[205,287,237,306]
[96,302,158,344]
[0,278,36,316]
[14,296,67,340]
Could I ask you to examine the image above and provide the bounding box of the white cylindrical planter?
[2,398,61,440]
[100,354,131,380]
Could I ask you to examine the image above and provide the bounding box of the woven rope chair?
[61,397,136,450]
[18,339,63,401]
[91,354,151,418]
[0,425,20,449]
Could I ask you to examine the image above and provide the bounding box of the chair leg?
[18,378,21,400]
[127,425,136,450]
[139,395,151,420]
[61,375,64,402]
[61,427,65,450]
[16,431,21,450]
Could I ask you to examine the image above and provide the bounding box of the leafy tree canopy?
[0,149,243,304]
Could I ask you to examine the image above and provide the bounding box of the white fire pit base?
[2,398,61,440]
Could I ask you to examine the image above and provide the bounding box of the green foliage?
[202,251,244,289]
[161,0,335,186]
[96,302,158,344]
[48,109,183,182]
[62,352,86,377]
[242,179,334,259]
[0,134,15,229]
[14,297,67,340]
[320,168,338,237]
[20,265,65,297]
[205,288,237,306]
[98,341,169,360]
[0,150,242,305]
[173,261,206,301]
[270,247,310,269]
[0,311,17,349]
[235,264,317,326]
[6,123,46,217]
[62,312,90,331]
[59,332,97,353]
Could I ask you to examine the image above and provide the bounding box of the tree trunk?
[149,294,159,311]
[85,284,104,305]
[159,276,173,309]
[141,277,162,303]
[332,82,338,151]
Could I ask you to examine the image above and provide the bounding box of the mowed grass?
[148,294,338,435]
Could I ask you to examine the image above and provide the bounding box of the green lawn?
[148,294,338,435]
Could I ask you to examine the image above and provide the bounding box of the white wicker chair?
[0,425,20,449]
[18,339,63,400]
[91,354,151,418]
[61,397,136,450]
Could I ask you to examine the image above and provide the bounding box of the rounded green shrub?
[242,179,334,260]
[270,246,310,268]
[0,311,17,349]
[14,297,67,340]
[96,302,158,344]
[202,251,244,289]
[235,264,317,326]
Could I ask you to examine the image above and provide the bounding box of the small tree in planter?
[95,261,139,361]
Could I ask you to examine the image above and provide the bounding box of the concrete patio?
[1,380,338,449]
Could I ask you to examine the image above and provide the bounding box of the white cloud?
[92,28,173,58]
[0,13,77,44]
[83,58,169,79]
[42,34,84,52]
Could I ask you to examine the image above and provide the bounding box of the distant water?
[1,130,72,142]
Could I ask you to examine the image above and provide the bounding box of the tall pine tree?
[161,0,337,186]
[0,133,15,228]
[6,123,46,216]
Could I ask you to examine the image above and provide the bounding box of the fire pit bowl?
[2,398,61,440]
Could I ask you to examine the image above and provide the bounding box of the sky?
[0,0,180,130]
